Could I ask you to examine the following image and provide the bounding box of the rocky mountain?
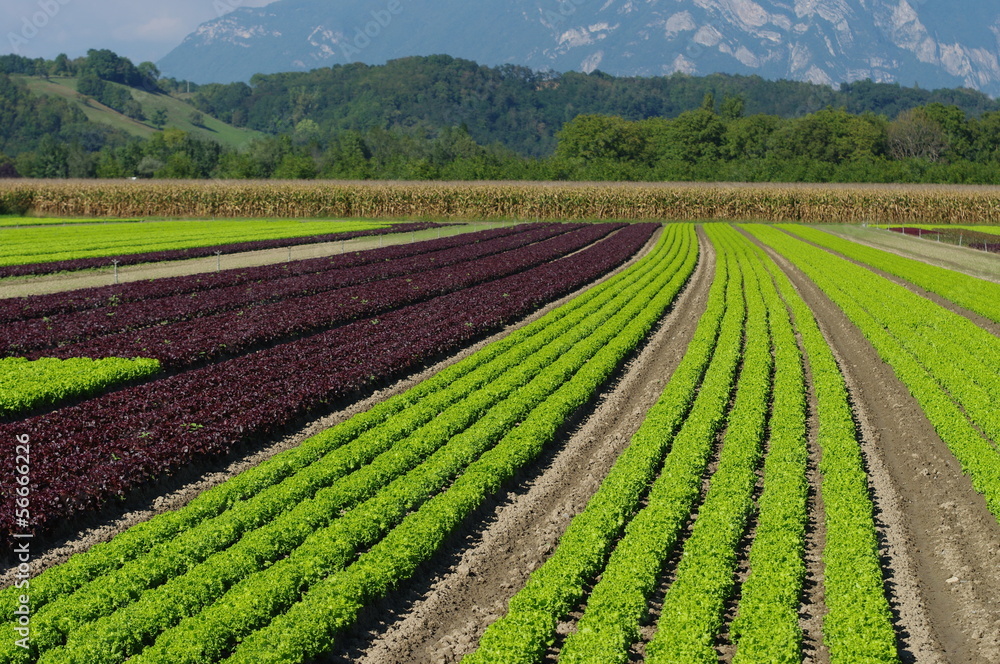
[158,0,1000,96]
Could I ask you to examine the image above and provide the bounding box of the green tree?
[918,103,973,159]
[66,142,95,178]
[720,95,746,121]
[657,109,727,163]
[724,114,781,160]
[150,108,168,129]
[555,115,648,163]
[769,108,885,164]
[321,131,372,179]
[51,53,72,76]
[137,62,160,83]
[272,153,318,179]
[155,153,198,179]
[0,152,17,178]
[76,73,106,99]
[95,150,126,178]
[701,92,716,113]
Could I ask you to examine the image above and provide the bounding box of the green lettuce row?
[522,223,744,663]
[0,357,160,419]
[775,227,1000,443]
[214,227,699,664]
[35,228,697,664]
[755,225,1000,518]
[642,227,773,663]
[782,224,1000,324]
[0,224,676,628]
[464,229,728,664]
[0,220,385,265]
[744,224,900,663]
[729,240,809,664]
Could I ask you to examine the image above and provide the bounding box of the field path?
[819,225,1000,285]
[746,229,1000,664]
[0,225,474,298]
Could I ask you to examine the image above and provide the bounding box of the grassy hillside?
[20,76,261,150]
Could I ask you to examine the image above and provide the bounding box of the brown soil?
[0,224,476,298]
[749,232,1000,664]
[0,224,661,586]
[347,229,715,664]
[800,366,831,664]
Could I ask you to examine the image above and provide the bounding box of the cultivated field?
[0,212,997,664]
[5,180,1000,223]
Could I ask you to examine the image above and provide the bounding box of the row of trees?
[549,95,1000,182]
[189,55,1000,157]
[6,97,1000,183]
[0,51,195,95]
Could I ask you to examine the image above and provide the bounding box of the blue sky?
[3,0,274,64]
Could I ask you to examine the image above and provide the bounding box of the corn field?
[2,180,1000,223]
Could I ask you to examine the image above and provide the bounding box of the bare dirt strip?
[332,229,714,664]
[798,356,831,664]
[0,223,476,298]
[818,225,1000,285]
[0,224,661,585]
[748,231,1000,664]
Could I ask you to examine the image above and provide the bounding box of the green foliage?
[556,115,649,163]
[730,242,808,664]
[150,108,168,129]
[188,55,1000,158]
[0,220,385,267]
[0,357,160,418]
[81,49,159,91]
[785,225,1000,323]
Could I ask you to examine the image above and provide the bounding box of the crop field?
[0,216,998,664]
[0,219,455,279]
[0,220,143,228]
[5,180,1000,224]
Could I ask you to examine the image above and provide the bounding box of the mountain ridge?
[158,0,1000,96]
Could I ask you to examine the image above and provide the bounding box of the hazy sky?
[3,0,274,64]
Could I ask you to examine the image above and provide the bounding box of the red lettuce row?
[0,222,447,280]
[0,223,657,542]
[0,225,527,325]
[1,224,576,355]
[888,226,1000,252]
[28,225,613,369]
